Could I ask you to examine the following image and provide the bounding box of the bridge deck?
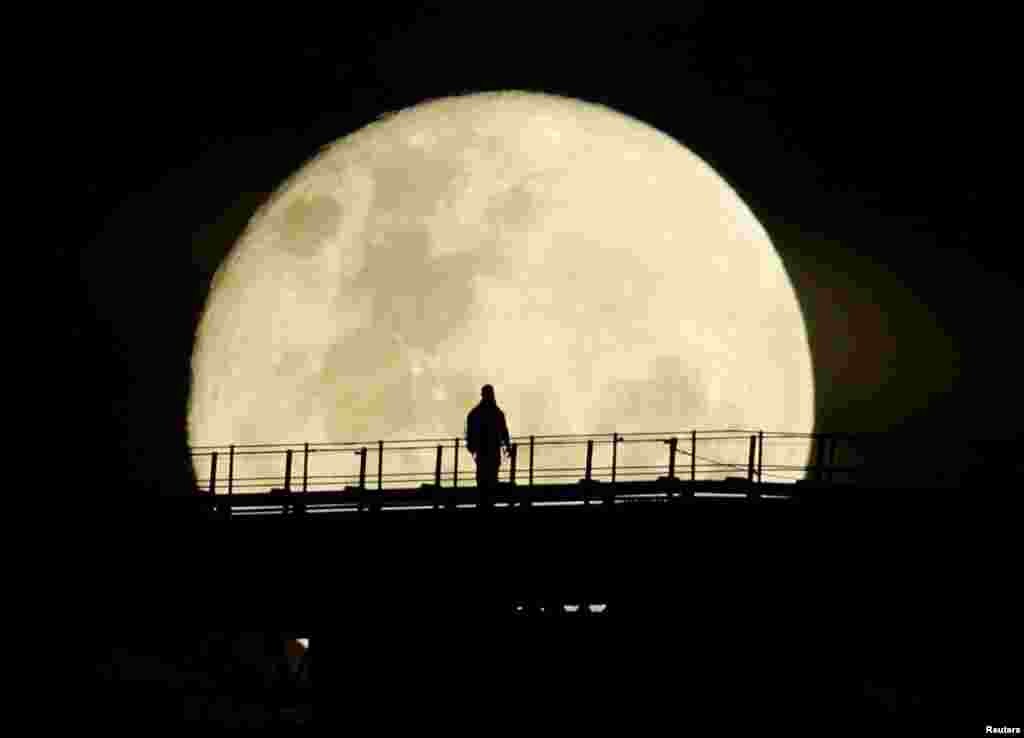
[187,477,834,517]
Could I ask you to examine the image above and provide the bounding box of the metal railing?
[190,429,867,496]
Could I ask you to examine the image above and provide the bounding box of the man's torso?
[468,404,506,454]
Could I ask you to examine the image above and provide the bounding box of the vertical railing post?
[757,431,764,485]
[284,449,293,492]
[747,436,756,482]
[583,439,594,506]
[691,430,697,481]
[227,445,234,497]
[606,433,619,509]
[509,443,517,485]
[433,445,443,510]
[358,447,368,489]
[449,438,459,510]
[208,452,218,496]
[377,440,384,492]
[611,433,618,484]
[302,442,309,493]
[453,438,459,489]
[668,437,678,479]
[529,435,535,488]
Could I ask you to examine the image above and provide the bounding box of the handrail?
[191,429,768,451]
[189,429,887,495]
[191,429,1023,496]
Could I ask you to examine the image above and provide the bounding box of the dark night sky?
[58,11,1021,726]
[65,7,1021,497]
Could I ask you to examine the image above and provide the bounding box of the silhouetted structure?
[465,384,511,509]
[188,429,1024,520]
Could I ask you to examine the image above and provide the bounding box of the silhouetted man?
[465,384,511,509]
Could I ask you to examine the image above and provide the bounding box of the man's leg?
[479,452,500,509]
[475,458,488,509]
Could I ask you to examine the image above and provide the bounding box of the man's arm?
[465,413,476,455]
[500,412,511,449]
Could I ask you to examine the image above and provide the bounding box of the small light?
[564,604,580,613]
[298,638,309,649]
[589,603,607,613]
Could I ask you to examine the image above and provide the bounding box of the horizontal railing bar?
[188,429,1007,497]
[199,461,784,481]
[197,462,768,485]
[202,478,800,496]
[525,440,613,448]
[188,429,784,453]
[218,486,796,502]
[188,442,301,450]
[189,428,1001,456]
[198,484,806,501]
[614,430,755,437]
[196,476,289,483]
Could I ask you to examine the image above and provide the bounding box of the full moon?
[189,91,814,487]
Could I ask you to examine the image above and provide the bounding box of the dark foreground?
[70,482,1019,730]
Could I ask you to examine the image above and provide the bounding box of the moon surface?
[189,91,814,488]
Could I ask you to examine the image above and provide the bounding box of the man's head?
[481,384,495,403]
